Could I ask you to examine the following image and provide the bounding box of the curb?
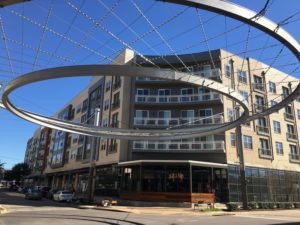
[0,205,8,214]
[78,205,130,213]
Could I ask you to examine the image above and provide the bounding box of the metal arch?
[162,0,300,121]
[1,65,249,140]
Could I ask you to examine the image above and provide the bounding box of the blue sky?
[0,0,300,169]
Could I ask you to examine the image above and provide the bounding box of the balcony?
[136,69,222,81]
[108,143,118,153]
[256,125,269,135]
[286,132,297,142]
[134,115,224,128]
[259,148,272,159]
[253,103,267,113]
[252,83,265,93]
[284,112,294,122]
[133,141,225,152]
[192,68,222,80]
[135,92,221,104]
[289,153,300,163]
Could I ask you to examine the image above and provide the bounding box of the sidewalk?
[0,205,8,214]
[78,204,300,218]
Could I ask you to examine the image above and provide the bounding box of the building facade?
[24,49,300,204]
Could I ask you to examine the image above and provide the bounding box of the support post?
[87,108,101,203]
[235,106,248,209]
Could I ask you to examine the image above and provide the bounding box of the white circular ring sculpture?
[1,0,300,139]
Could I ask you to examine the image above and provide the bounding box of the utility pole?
[87,108,101,203]
[235,106,248,209]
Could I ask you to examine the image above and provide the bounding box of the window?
[106,80,111,92]
[282,86,289,98]
[238,70,247,83]
[104,99,109,110]
[225,64,231,78]
[113,92,120,108]
[158,89,171,102]
[136,89,149,95]
[243,135,253,149]
[82,99,88,112]
[287,124,295,134]
[102,118,108,127]
[81,114,87,124]
[112,113,118,128]
[199,108,212,117]
[76,104,82,114]
[230,132,236,147]
[259,139,269,153]
[255,96,265,111]
[227,108,234,122]
[239,91,248,101]
[275,142,283,155]
[113,76,121,90]
[297,109,300,120]
[269,81,276,93]
[270,100,277,107]
[273,121,281,133]
[289,144,297,155]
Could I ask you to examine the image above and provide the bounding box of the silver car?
[53,190,73,202]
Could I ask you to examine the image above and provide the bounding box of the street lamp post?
[86,108,101,203]
[235,106,248,209]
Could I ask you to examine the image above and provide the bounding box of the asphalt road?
[1,190,300,225]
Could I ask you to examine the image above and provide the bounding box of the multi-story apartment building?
[24,49,300,204]
[24,127,51,185]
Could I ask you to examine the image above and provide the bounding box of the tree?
[4,163,31,182]
[0,161,5,180]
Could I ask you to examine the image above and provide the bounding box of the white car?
[53,190,73,202]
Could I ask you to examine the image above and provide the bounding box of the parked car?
[53,190,73,202]
[40,186,51,197]
[47,189,59,200]
[25,190,42,200]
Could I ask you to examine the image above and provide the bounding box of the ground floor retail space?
[30,161,300,204]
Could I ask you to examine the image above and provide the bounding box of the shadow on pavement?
[268,223,300,225]
[1,213,144,225]
[0,189,75,208]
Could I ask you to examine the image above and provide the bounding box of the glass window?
[276,142,283,155]
[239,91,248,101]
[273,121,281,133]
[106,80,111,92]
[297,109,300,119]
[112,113,118,128]
[243,135,253,149]
[238,70,247,83]
[270,100,277,107]
[113,92,120,107]
[227,108,234,122]
[104,99,109,110]
[199,108,212,117]
[230,133,236,147]
[225,64,231,78]
[269,81,276,93]
[282,86,289,98]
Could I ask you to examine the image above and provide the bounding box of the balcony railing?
[135,92,221,104]
[286,132,297,141]
[256,125,269,135]
[133,141,225,152]
[259,148,272,159]
[136,69,222,81]
[289,153,300,162]
[252,83,265,92]
[192,68,222,80]
[134,115,224,127]
[254,103,267,112]
[284,112,294,121]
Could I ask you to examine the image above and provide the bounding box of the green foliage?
[226,203,239,211]
[248,202,258,209]
[293,203,300,208]
[4,163,31,181]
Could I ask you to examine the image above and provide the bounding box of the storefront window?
[94,166,119,196]
[166,166,190,192]
[142,166,165,192]
[192,167,212,193]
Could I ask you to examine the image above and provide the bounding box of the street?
[1,190,300,225]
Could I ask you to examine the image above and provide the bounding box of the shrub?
[268,202,277,209]
[248,202,258,209]
[277,203,285,209]
[293,203,300,208]
[285,203,293,209]
[226,203,239,211]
